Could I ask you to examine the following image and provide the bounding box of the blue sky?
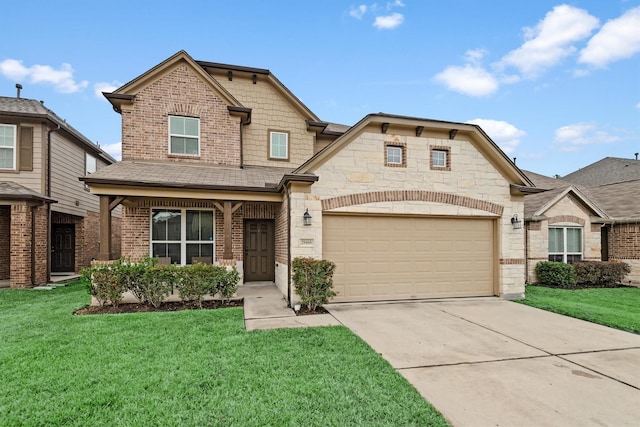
[0,0,638,176]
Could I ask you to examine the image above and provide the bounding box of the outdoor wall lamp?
[511,214,522,230]
[303,209,312,226]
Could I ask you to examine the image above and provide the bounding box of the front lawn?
[0,281,448,426]
[518,285,640,334]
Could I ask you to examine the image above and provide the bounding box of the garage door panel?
[323,215,495,302]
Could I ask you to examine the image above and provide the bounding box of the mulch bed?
[294,305,329,316]
[74,299,243,315]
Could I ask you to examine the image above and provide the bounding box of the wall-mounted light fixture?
[511,214,522,229]
[303,209,312,226]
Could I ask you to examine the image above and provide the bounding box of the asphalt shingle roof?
[82,161,301,191]
[0,181,55,202]
[563,157,640,186]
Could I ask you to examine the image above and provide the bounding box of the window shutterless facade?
[269,131,289,160]
[169,116,200,156]
[386,146,402,165]
[0,124,17,170]
[432,149,447,167]
[150,208,214,265]
[548,226,582,263]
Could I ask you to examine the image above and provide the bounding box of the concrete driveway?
[326,299,640,427]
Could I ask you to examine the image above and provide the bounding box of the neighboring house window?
[269,130,289,160]
[548,227,582,263]
[0,124,17,170]
[86,153,97,175]
[151,208,214,265]
[384,142,406,167]
[169,116,200,156]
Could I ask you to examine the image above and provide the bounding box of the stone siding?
[121,62,241,166]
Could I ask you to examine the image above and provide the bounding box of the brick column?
[10,204,31,288]
[33,205,48,285]
[97,196,112,260]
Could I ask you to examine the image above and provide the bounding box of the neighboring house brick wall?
[121,62,241,166]
[9,203,47,287]
[291,129,525,299]
[121,206,151,262]
[0,206,10,280]
[211,72,315,168]
[609,222,640,284]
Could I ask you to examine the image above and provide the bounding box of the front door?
[244,219,275,282]
[52,224,75,272]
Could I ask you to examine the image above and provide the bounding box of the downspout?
[30,205,36,285]
[46,124,61,283]
[524,222,529,283]
[286,184,291,306]
[239,121,244,169]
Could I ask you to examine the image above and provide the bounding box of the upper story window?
[85,153,97,175]
[430,146,451,171]
[384,142,406,167]
[269,130,289,160]
[0,124,17,170]
[549,227,582,263]
[169,116,200,156]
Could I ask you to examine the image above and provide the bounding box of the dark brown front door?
[244,219,275,282]
[52,224,75,272]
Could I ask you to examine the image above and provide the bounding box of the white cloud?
[579,6,640,67]
[0,58,88,93]
[636,102,640,109]
[100,142,122,161]
[554,122,621,150]
[464,48,487,65]
[349,5,367,19]
[499,5,599,78]
[386,0,404,9]
[93,81,121,99]
[373,12,404,29]
[467,119,526,154]
[434,64,498,97]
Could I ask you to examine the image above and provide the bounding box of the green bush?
[140,265,176,308]
[217,266,240,304]
[118,256,155,304]
[574,261,631,287]
[176,263,221,308]
[535,261,576,288]
[292,257,336,311]
[81,263,126,307]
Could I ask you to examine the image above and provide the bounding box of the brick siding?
[0,206,9,279]
[275,199,288,264]
[121,63,241,166]
[9,203,47,288]
[548,215,585,226]
[609,223,640,260]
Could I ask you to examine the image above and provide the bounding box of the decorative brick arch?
[548,215,585,226]
[321,190,504,215]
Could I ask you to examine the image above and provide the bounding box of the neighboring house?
[563,157,640,284]
[83,50,534,304]
[0,92,121,288]
[522,171,608,283]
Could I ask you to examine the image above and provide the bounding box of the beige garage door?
[323,215,495,302]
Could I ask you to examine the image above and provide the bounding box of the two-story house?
[0,90,120,288]
[84,50,535,305]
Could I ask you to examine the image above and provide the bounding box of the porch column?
[223,201,233,259]
[97,196,112,261]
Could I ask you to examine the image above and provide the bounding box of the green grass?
[518,285,640,334]
[0,281,448,427]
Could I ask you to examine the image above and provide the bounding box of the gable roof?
[0,96,116,164]
[104,50,244,113]
[295,112,534,188]
[588,179,640,219]
[563,157,640,186]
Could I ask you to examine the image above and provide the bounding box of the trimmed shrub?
[81,263,126,307]
[217,266,240,304]
[176,263,221,308]
[118,256,155,304]
[292,257,336,311]
[574,261,631,287]
[139,265,176,308]
[535,261,576,288]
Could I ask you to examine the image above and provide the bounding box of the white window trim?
[85,153,97,175]
[386,146,402,165]
[432,149,447,168]
[269,131,289,160]
[168,116,200,156]
[0,124,17,170]
[548,226,583,263]
[149,207,215,266]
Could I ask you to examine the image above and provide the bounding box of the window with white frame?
[0,124,17,170]
[269,131,288,160]
[169,116,200,156]
[432,149,447,168]
[548,227,582,263]
[151,208,214,265]
[386,146,402,165]
[86,153,97,175]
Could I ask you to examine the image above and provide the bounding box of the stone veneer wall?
[121,61,241,166]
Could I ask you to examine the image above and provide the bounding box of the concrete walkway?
[327,298,640,427]
[238,282,340,330]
